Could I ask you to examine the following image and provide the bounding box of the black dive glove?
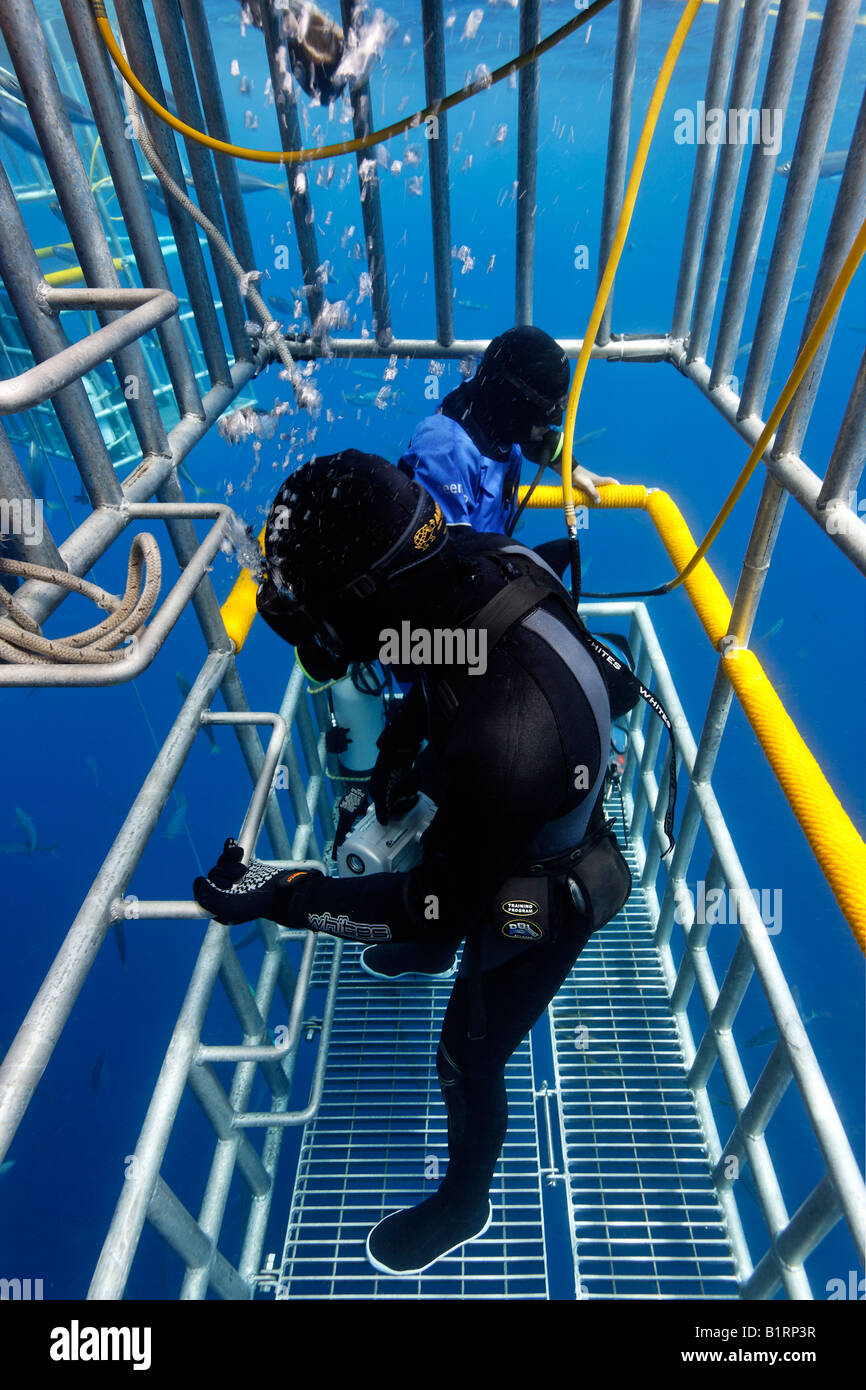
[193,839,315,925]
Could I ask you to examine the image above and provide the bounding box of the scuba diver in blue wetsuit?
[194,451,632,1277]
[399,325,619,535]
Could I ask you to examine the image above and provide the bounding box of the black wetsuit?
[267,529,612,1214]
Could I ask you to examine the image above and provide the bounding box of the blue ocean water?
[0,0,864,1300]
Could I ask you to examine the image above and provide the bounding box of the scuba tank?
[326,662,387,778]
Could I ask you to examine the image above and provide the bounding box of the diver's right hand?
[193,839,309,925]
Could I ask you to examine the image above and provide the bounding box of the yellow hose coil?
[520,483,866,948]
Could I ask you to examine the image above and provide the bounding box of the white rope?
[0,532,161,664]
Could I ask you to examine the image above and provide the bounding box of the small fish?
[343,388,383,405]
[113,921,127,968]
[791,291,811,305]
[735,340,753,361]
[14,807,37,853]
[776,150,847,180]
[573,428,608,447]
[178,462,207,499]
[175,672,192,703]
[165,790,188,841]
[33,243,79,266]
[755,617,783,643]
[265,294,297,315]
[73,489,89,506]
[456,299,490,311]
[0,91,45,157]
[86,755,99,785]
[0,65,95,128]
[0,1160,15,1178]
[28,442,46,500]
[708,1091,735,1110]
[0,841,59,856]
[91,1051,106,1096]
[745,1001,829,1049]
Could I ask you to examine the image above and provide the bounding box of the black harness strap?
[432,550,677,856]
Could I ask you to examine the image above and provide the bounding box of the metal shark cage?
[0,0,863,1300]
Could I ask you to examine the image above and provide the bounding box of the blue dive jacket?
[400,412,523,533]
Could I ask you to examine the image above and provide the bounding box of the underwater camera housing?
[337,793,437,877]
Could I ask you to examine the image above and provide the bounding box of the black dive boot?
[365,1188,492,1277]
[360,942,457,980]
[365,1045,504,1276]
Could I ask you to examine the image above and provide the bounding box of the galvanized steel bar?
[687,0,774,367]
[258,0,324,328]
[670,0,743,340]
[739,1042,793,1138]
[668,342,866,573]
[709,0,810,389]
[339,0,392,346]
[113,0,232,389]
[0,157,125,509]
[0,0,171,460]
[0,289,179,413]
[286,334,671,360]
[11,350,273,625]
[185,1064,271,1193]
[59,0,204,421]
[817,351,866,511]
[0,503,232,686]
[200,710,288,859]
[515,0,541,327]
[150,0,251,363]
[742,1174,841,1298]
[152,466,233,655]
[0,424,65,571]
[596,0,641,346]
[421,0,454,346]
[771,92,866,462]
[232,936,343,1128]
[146,1176,251,1299]
[739,0,862,422]
[0,652,231,1168]
[178,0,258,275]
[215,947,291,1096]
[219,661,295,862]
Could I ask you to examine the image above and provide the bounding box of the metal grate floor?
[262,819,740,1300]
[266,942,548,1298]
[551,835,740,1299]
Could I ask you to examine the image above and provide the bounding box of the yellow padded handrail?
[521,482,866,949]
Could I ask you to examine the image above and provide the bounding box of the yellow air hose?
[561,0,705,528]
[90,0,614,166]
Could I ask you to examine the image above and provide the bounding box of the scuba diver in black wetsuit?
[193,450,632,1277]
